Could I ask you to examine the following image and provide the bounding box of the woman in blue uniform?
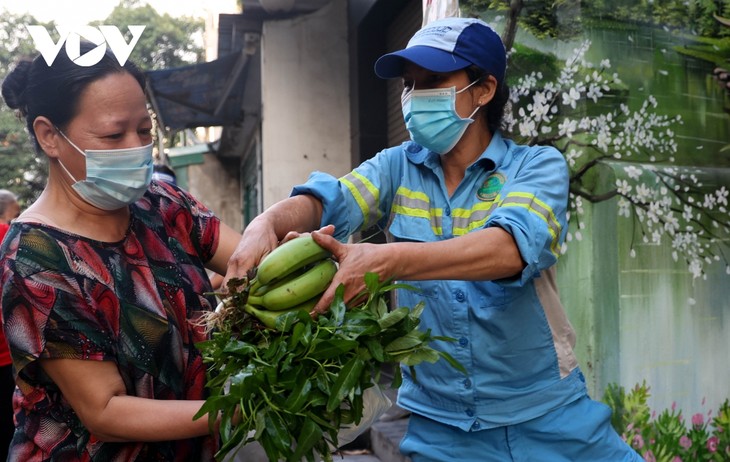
[226,17,642,462]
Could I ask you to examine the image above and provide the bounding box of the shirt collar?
[405,131,507,172]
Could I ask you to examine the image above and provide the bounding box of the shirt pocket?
[388,205,443,242]
[475,281,522,311]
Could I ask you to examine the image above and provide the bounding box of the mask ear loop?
[457,79,486,120]
[53,126,85,184]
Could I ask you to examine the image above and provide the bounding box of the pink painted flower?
[707,436,718,453]
[644,450,656,462]
[691,413,704,427]
[632,434,645,449]
[671,457,682,462]
[679,435,692,449]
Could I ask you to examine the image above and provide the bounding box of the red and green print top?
[0,181,220,462]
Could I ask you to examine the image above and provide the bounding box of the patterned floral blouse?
[0,181,220,461]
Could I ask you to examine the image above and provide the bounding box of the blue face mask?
[56,128,154,211]
[401,80,480,154]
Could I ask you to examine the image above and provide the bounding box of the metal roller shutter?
[385,0,421,147]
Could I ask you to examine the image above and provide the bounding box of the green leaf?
[341,315,381,337]
[275,309,303,332]
[438,351,467,374]
[283,378,312,413]
[263,411,292,453]
[379,281,418,293]
[308,338,359,360]
[365,338,385,362]
[222,339,258,358]
[375,297,388,318]
[326,357,365,412]
[329,284,348,325]
[378,306,409,329]
[384,331,424,353]
[350,388,365,424]
[364,272,380,295]
[391,366,403,388]
[410,301,425,319]
[290,417,324,462]
[289,320,306,349]
[398,348,440,366]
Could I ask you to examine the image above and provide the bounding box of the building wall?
[188,155,244,232]
[260,0,352,208]
[179,0,243,232]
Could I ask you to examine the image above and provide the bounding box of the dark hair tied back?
[1,59,33,114]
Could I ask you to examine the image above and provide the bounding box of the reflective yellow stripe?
[396,188,431,203]
[500,192,562,255]
[389,187,562,252]
[392,187,443,235]
[452,201,499,236]
[340,171,380,228]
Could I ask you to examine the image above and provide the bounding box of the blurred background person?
[0,188,19,460]
[152,163,177,186]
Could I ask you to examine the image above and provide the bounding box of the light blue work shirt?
[291,131,587,432]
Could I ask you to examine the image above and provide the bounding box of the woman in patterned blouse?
[0,41,244,461]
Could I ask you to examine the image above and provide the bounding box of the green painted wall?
[558,164,730,418]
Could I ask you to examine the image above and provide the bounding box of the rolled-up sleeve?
[291,147,404,242]
[486,146,569,286]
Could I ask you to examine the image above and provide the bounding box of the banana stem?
[247,295,263,306]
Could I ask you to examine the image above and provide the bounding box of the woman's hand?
[217,195,325,292]
[309,230,393,315]
[221,218,280,292]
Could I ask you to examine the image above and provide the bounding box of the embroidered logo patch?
[477,172,505,201]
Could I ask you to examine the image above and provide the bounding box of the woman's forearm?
[255,194,323,240]
[89,396,213,442]
[389,226,524,282]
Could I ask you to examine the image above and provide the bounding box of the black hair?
[1,41,146,153]
[465,65,509,134]
[153,164,176,177]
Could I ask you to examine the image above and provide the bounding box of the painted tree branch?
[503,40,730,278]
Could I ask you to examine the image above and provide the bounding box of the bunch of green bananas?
[243,235,337,329]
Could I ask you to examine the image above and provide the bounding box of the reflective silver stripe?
[340,171,380,228]
[392,187,443,235]
[452,201,499,236]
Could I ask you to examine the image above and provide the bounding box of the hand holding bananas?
[196,236,465,462]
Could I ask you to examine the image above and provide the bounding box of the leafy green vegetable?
[196,273,465,462]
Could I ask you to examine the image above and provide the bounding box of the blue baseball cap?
[374,17,506,83]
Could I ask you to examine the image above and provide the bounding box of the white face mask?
[56,128,154,210]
